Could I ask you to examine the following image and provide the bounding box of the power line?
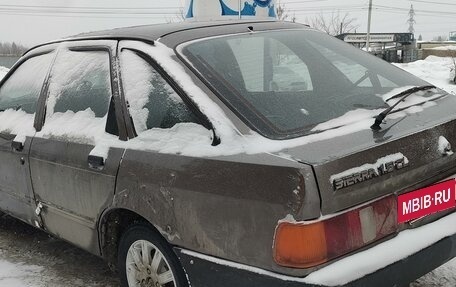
[0,11,171,19]
[372,4,456,16]
[0,8,180,16]
[0,9,180,15]
[281,0,329,4]
[369,8,456,20]
[288,7,366,13]
[408,0,456,6]
[288,9,367,16]
[284,3,366,9]
[0,4,182,10]
[0,4,181,18]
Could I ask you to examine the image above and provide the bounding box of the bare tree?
[276,2,288,21]
[276,2,296,22]
[307,11,359,36]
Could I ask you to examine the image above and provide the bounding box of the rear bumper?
[175,212,456,287]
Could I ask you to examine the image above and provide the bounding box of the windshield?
[180,29,431,139]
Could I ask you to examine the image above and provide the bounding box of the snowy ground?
[391,56,456,285]
[0,214,454,287]
[394,56,456,95]
[0,56,456,286]
[0,214,119,287]
[0,66,9,79]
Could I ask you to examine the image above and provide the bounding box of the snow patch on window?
[37,109,115,145]
[0,109,35,137]
[46,49,110,116]
[120,50,156,133]
[312,91,441,132]
[312,108,384,132]
[120,41,238,139]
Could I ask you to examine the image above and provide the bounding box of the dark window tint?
[0,53,53,114]
[47,50,111,118]
[120,50,200,133]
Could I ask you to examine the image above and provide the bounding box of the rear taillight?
[273,195,397,268]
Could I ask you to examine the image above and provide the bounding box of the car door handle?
[12,140,24,152]
[88,154,105,170]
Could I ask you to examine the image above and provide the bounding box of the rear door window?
[41,49,115,142]
[120,49,202,135]
[47,50,111,117]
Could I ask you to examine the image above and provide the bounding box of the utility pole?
[407,4,416,34]
[366,0,373,52]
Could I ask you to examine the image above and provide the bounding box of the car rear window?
[180,29,430,139]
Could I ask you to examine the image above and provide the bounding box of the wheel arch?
[98,207,165,271]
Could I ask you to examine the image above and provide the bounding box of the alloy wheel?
[126,240,176,287]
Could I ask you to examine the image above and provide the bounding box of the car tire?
[118,223,188,287]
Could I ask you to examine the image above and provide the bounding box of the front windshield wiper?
[370,85,436,131]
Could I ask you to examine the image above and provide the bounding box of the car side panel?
[30,139,124,255]
[112,149,320,276]
[0,136,37,223]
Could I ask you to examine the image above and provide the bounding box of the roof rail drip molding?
[184,0,277,21]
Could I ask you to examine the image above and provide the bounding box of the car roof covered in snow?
[25,20,308,55]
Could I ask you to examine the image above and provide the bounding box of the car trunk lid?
[278,95,456,215]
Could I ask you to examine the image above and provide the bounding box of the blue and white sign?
[185,0,277,21]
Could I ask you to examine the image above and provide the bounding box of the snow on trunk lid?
[281,95,456,215]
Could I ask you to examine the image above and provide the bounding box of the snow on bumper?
[304,211,456,285]
[176,211,456,286]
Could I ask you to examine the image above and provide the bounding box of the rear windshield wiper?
[371,85,436,131]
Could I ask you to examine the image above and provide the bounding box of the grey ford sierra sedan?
[0,20,455,287]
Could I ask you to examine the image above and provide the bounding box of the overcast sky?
[0,0,455,47]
